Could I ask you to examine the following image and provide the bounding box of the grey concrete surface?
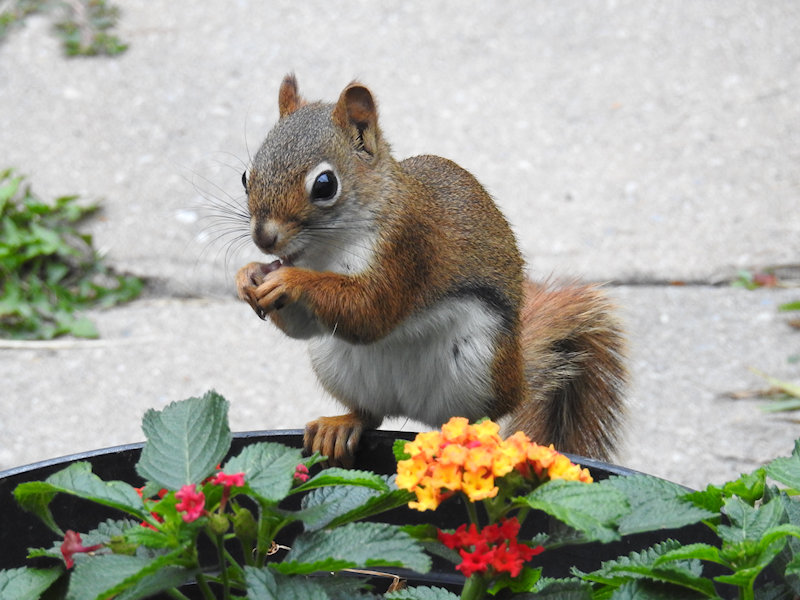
[1,1,798,491]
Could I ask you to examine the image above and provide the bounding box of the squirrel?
[236,74,627,465]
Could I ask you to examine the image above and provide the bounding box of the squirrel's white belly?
[307,297,501,427]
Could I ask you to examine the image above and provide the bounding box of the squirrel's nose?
[251,219,280,253]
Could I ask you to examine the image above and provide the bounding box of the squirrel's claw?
[304,413,368,469]
[236,261,282,319]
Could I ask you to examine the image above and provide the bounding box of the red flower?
[211,472,245,489]
[175,484,206,522]
[457,542,495,577]
[438,523,482,549]
[293,464,310,483]
[61,530,103,568]
[438,517,544,580]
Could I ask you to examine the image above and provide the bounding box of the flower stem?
[215,533,231,600]
[165,589,192,600]
[461,573,489,600]
[465,497,480,527]
[195,572,216,600]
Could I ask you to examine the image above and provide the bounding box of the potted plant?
[1,391,799,599]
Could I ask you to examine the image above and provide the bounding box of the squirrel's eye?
[310,170,338,202]
[241,170,248,193]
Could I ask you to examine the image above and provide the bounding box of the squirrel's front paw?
[236,261,281,319]
[252,267,303,313]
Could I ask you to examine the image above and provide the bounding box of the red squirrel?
[236,75,627,465]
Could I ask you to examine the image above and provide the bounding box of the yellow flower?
[494,432,529,477]
[462,467,498,501]
[439,443,468,466]
[398,416,593,513]
[430,463,462,491]
[396,454,429,490]
[404,431,443,461]
[408,482,440,512]
[441,417,470,444]
[546,453,593,483]
[471,419,501,441]
[465,444,495,474]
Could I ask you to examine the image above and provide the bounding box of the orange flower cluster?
[396,417,592,511]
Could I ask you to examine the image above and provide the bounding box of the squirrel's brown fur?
[236,74,627,465]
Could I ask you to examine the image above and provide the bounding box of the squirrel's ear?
[278,73,307,118]
[333,83,379,156]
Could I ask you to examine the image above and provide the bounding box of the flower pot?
[0,430,725,597]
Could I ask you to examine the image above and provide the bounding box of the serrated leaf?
[136,391,232,490]
[293,467,390,493]
[244,566,335,600]
[386,585,461,600]
[276,522,430,575]
[521,479,625,543]
[605,475,715,535]
[66,549,194,600]
[718,496,784,544]
[528,578,593,599]
[652,543,723,566]
[14,463,147,534]
[767,440,800,491]
[393,439,412,462]
[610,564,717,597]
[295,481,413,531]
[13,482,62,534]
[0,567,62,600]
[578,539,716,596]
[583,539,684,581]
[754,582,795,600]
[490,565,542,594]
[723,468,766,505]
[608,579,709,600]
[223,441,302,504]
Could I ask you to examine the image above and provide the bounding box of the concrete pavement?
[1,1,798,491]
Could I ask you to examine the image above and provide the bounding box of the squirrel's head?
[243,74,390,270]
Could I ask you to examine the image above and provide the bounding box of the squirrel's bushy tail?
[509,280,627,461]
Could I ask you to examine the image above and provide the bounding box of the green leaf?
[608,579,710,600]
[14,462,147,534]
[581,540,717,597]
[294,477,413,530]
[386,585,461,600]
[767,440,800,491]
[136,391,232,490]
[761,398,800,413]
[65,316,99,339]
[245,566,361,600]
[66,550,194,600]
[223,441,303,505]
[393,438,412,462]
[293,467,390,493]
[722,468,766,505]
[779,301,800,312]
[526,578,593,599]
[521,479,626,543]
[652,543,723,566]
[605,475,715,535]
[489,565,542,594]
[718,496,784,544]
[0,567,62,600]
[0,174,21,208]
[276,522,430,575]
